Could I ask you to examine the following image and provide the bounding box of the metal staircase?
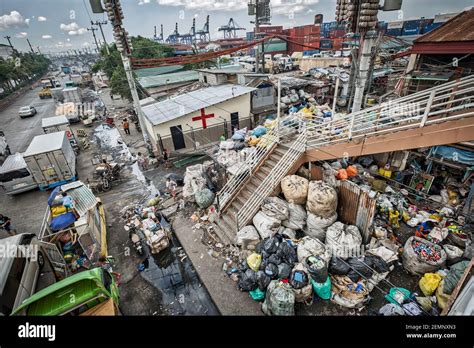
[213,75,474,244]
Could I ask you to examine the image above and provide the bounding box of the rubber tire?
[102,178,111,191]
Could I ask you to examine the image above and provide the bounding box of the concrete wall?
[198,72,228,85]
[299,57,351,72]
[146,92,252,145]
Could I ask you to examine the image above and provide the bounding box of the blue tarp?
[431,146,474,166]
[50,212,76,231]
[47,186,61,206]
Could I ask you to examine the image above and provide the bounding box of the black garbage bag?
[238,269,258,292]
[259,258,269,271]
[365,255,390,273]
[264,263,279,279]
[306,256,328,283]
[289,269,309,289]
[278,263,292,279]
[268,253,282,266]
[239,259,249,272]
[278,240,298,266]
[347,258,374,282]
[256,270,271,290]
[263,237,280,254]
[328,257,351,275]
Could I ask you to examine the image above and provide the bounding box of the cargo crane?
[180,18,196,45]
[196,15,211,42]
[166,23,181,44]
[153,24,164,43]
[218,18,246,39]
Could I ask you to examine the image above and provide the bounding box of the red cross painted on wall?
[192,108,215,129]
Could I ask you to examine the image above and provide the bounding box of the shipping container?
[403,19,422,29]
[421,22,443,34]
[320,39,333,49]
[329,29,345,38]
[260,25,283,34]
[246,32,254,41]
[387,21,403,29]
[402,27,420,36]
[386,28,402,36]
[23,131,76,190]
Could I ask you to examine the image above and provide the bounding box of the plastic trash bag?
[443,260,469,295]
[268,253,282,266]
[282,203,307,230]
[289,265,309,290]
[419,273,442,296]
[249,288,265,301]
[306,181,338,218]
[290,263,313,302]
[322,163,337,187]
[305,256,328,283]
[328,257,351,275]
[347,258,374,282]
[385,287,410,305]
[281,175,309,204]
[378,303,405,316]
[297,236,331,263]
[261,196,289,221]
[277,240,298,266]
[236,225,261,250]
[306,212,337,242]
[262,236,281,254]
[256,270,271,291]
[265,263,279,279]
[443,244,464,264]
[311,277,332,300]
[253,211,281,239]
[262,280,295,316]
[195,188,215,209]
[278,263,292,279]
[325,222,362,260]
[238,269,258,292]
[247,253,262,272]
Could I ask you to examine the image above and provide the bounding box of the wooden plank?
[441,258,474,316]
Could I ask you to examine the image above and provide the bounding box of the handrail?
[236,125,307,230]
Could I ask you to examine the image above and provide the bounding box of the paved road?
[0,85,57,153]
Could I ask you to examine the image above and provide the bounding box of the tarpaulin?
[431,146,474,166]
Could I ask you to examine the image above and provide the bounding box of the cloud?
[138,0,151,4]
[68,27,87,36]
[37,16,47,22]
[60,22,80,31]
[155,0,319,13]
[15,32,28,38]
[42,35,52,39]
[0,11,29,30]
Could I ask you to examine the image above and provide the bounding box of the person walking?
[0,213,16,236]
[122,118,130,135]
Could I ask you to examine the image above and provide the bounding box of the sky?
[0,0,473,53]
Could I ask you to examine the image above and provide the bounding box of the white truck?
[23,131,77,191]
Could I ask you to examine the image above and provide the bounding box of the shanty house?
[403,8,474,93]
[141,84,256,153]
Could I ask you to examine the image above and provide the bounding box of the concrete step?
[213,221,234,245]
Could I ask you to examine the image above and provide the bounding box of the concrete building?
[141,84,256,153]
[0,44,13,60]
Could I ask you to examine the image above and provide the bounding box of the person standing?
[166,177,177,201]
[122,118,130,135]
[0,214,16,236]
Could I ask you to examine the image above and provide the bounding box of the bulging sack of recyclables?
[306,181,338,218]
[252,211,281,239]
[281,175,309,204]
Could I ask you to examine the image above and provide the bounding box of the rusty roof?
[415,9,474,43]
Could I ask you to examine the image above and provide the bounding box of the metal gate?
[336,180,377,243]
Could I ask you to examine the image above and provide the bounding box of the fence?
[156,115,254,153]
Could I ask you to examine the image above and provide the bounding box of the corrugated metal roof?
[0,153,27,173]
[141,84,256,126]
[415,9,474,43]
[135,65,184,77]
[138,70,198,89]
[41,115,69,128]
[61,181,98,217]
[24,132,66,157]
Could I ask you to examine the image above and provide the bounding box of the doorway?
[230,112,239,134]
[170,125,185,150]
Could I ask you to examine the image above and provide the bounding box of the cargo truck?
[23,131,77,190]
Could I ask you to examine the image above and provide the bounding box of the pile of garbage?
[121,202,171,255]
[182,162,218,208]
[223,174,401,315]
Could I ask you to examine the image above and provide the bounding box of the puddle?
[140,235,219,315]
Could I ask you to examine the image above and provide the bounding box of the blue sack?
[50,212,76,231]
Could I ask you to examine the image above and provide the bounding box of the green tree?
[92,37,174,101]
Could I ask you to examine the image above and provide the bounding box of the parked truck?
[23,131,77,190]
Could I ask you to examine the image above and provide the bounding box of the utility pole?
[92,20,110,55]
[26,38,35,53]
[87,26,100,52]
[98,0,148,142]
[254,1,260,73]
[37,46,42,55]
[4,35,14,51]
